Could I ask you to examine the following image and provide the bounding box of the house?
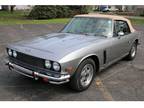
[93,5,144,16]
[120,6,144,15]
[0,5,33,11]
[14,5,33,10]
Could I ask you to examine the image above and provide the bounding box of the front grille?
[10,52,45,69]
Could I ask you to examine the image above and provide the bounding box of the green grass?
[0,18,70,25]
[129,18,144,25]
[0,11,70,25]
[0,11,144,25]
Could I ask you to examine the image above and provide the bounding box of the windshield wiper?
[65,31,90,36]
[79,33,91,36]
[65,31,79,35]
[94,34,107,38]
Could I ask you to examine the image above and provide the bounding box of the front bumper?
[6,61,70,84]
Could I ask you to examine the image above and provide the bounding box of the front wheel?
[126,42,137,60]
[70,58,96,91]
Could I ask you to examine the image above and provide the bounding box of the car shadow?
[95,58,132,77]
[1,70,95,101]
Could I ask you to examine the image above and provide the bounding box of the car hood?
[8,33,106,61]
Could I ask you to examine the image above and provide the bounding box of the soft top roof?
[75,14,135,32]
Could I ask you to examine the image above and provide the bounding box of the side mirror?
[118,31,124,36]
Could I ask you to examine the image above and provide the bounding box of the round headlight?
[8,49,12,56]
[53,62,60,71]
[45,60,51,69]
[13,50,17,58]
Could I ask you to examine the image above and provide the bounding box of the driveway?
[0,24,143,101]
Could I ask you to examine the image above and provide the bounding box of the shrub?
[28,5,90,19]
[28,6,57,19]
[55,6,71,18]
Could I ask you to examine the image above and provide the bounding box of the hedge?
[28,6,90,19]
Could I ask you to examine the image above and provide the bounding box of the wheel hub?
[80,64,94,87]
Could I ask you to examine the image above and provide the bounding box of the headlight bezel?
[7,48,18,58]
[8,49,13,56]
[53,61,61,71]
[45,60,52,69]
[45,60,61,72]
[13,50,17,58]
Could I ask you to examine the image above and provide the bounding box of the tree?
[28,5,90,19]
[10,5,16,13]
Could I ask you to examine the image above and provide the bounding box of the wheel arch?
[76,54,100,73]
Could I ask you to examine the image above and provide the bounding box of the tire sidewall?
[71,58,96,91]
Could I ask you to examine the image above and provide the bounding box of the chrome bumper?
[6,61,70,84]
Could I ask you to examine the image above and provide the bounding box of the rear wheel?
[126,42,137,60]
[70,58,96,91]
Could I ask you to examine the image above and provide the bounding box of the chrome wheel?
[80,64,94,87]
[126,42,137,60]
[131,45,136,58]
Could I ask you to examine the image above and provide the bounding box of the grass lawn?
[129,18,144,25]
[0,11,70,25]
[0,18,70,25]
[0,11,144,25]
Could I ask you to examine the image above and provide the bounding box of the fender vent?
[103,50,107,64]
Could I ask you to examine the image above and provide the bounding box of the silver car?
[6,14,140,91]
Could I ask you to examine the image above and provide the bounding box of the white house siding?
[14,5,33,10]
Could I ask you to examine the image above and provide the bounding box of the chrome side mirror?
[118,31,124,36]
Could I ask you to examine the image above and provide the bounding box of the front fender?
[59,48,103,76]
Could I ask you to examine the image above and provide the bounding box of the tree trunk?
[10,5,15,13]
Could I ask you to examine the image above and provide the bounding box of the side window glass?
[123,22,131,35]
[114,20,131,37]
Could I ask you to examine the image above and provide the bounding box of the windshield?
[62,17,113,37]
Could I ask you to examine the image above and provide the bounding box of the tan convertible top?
[75,14,135,32]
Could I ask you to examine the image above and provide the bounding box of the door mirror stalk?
[117,31,124,39]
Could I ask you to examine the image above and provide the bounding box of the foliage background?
[28,6,91,19]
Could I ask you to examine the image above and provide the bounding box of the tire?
[126,42,137,60]
[70,58,96,91]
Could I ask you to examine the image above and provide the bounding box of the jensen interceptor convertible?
[6,14,139,91]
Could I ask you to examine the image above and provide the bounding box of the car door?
[106,20,132,63]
